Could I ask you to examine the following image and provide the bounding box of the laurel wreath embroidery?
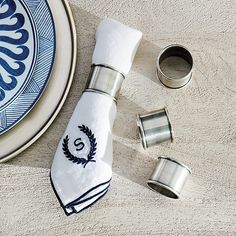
[62,125,97,168]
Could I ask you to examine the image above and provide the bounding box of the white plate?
[0,0,77,162]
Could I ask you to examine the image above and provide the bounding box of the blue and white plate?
[0,0,55,135]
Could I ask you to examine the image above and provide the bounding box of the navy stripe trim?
[72,188,109,214]
[50,172,72,216]
[50,172,111,216]
[65,179,111,207]
[68,183,110,207]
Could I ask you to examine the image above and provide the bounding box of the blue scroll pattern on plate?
[0,0,31,102]
[0,0,55,135]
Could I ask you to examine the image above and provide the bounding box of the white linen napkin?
[93,18,143,75]
[50,18,142,215]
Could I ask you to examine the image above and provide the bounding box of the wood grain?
[1,0,236,235]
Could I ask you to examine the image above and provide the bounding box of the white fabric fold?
[92,18,142,75]
[67,182,110,214]
[51,92,116,214]
[50,18,142,215]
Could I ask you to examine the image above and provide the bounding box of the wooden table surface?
[1,0,236,235]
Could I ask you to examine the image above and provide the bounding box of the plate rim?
[0,0,77,163]
[0,0,56,135]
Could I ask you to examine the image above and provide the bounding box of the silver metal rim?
[147,179,180,199]
[156,44,193,89]
[136,114,147,149]
[92,64,126,78]
[163,107,174,142]
[158,156,192,174]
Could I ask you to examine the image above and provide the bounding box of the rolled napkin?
[50,18,142,215]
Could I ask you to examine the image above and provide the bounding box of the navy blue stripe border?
[50,172,111,216]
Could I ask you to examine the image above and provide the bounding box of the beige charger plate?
[0,0,77,162]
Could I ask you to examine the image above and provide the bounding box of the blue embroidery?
[0,0,30,102]
[62,125,97,168]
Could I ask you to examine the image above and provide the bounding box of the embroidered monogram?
[62,125,97,168]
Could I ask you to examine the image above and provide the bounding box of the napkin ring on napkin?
[85,65,125,101]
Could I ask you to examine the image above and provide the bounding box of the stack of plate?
[0,0,77,162]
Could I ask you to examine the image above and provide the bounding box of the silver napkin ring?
[147,156,192,199]
[137,107,173,149]
[85,64,125,101]
[156,44,193,89]
[136,109,192,198]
